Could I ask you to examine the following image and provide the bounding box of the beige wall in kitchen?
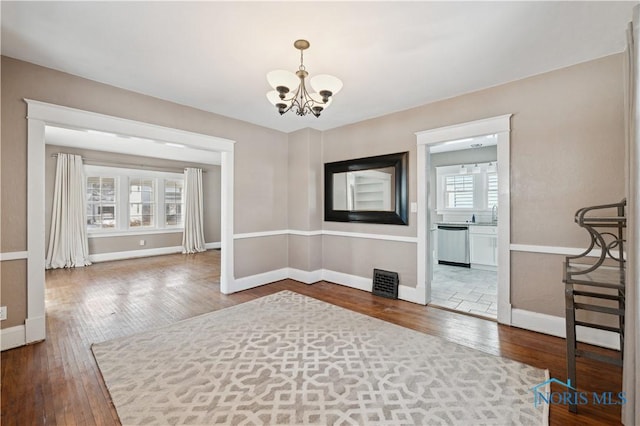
[320,54,625,315]
[44,145,221,254]
[1,56,289,328]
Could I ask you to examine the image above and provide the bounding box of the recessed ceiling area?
[2,1,636,133]
[45,126,222,165]
[429,134,498,154]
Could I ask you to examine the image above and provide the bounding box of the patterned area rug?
[92,291,548,425]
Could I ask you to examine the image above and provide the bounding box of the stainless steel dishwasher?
[437,225,470,267]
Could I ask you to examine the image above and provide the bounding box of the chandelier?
[266,39,342,117]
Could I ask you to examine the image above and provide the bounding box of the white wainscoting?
[234,266,619,348]
[509,243,622,348]
[510,243,618,258]
[87,242,221,263]
[234,229,417,243]
[1,325,26,351]
[232,268,290,292]
[233,267,425,305]
[511,308,621,350]
[0,251,29,261]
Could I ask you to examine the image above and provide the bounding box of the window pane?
[102,178,116,202]
[164,179,184,227]
[444,175,474,208]
[87,215,99,228]
[129,178,155,228]
[86,176,117,230]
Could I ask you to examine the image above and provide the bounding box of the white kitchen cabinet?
[469,225,497,269]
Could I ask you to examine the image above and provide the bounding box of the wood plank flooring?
[1,250,623,425]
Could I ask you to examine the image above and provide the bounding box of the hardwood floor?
[1,250,623,425]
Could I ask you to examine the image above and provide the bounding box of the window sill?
[88,228,184,238]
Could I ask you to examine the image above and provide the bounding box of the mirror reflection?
[332,167,396,211]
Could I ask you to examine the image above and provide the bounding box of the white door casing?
[25,100,236,344]
[415,115,512,324]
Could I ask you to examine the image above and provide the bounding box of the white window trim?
[88,229,183,238]
[436,162,497,214]
[85,165,184,236]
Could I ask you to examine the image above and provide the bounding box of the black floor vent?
[372,269,399,299]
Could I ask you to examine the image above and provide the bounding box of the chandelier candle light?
[267,39,342,117]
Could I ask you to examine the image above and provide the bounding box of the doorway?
[25,100,236,344]
[415,115,512,325]
[428,136,498,318]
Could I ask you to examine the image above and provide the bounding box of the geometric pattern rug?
[92,291,548,425]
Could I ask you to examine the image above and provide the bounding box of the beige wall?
[1,56,289,328]
[322,236,417,287]
[0,261,27,328]
[0,52,626,330]
[234,235,288,278]
[321,54,625,315]
[288,235,323,272]
[287,128,323,272]
[44,145,221,254]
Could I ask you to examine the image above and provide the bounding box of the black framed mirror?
[324,152,408,225]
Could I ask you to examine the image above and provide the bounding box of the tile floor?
[430,263,497,319]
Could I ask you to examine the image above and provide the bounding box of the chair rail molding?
[233,229,417,243]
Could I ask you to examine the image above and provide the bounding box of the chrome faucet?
[491,204,498,223]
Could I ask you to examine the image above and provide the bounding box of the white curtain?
[623,7,640,425]
[182,167,206,254]
[46,153,91,269]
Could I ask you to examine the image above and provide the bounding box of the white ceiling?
[1,1,637,134]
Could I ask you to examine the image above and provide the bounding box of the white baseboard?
[25,315,46,343]
[231,268,290,293]
[319,270,426,305]
[398,285,427,305]
[321,269,372,292]
[511,308,620,350]
[288,268,323,284]
[1,325,26,351]
[230,268,425,305]
[89,246,183,263]
[89,243,221,263]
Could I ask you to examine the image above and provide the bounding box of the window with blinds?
[436,162,498,213]
[445,175,474,208]
[487,173,498,208]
